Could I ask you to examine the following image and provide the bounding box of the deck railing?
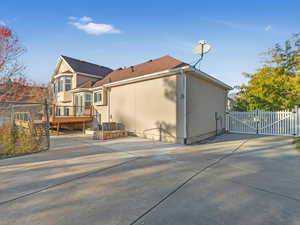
[51,105,93,118]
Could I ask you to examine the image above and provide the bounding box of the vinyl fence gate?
[226,108,300,136]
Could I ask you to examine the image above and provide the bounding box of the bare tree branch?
[0,26,26,81]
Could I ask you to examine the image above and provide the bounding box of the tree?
[0,25,26,81]
[234,33,300,111]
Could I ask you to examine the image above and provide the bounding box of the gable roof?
[93,56,187,87]
[61,55,113,78]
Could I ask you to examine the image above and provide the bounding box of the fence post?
[225,111,229,132]
[256,110,259,134]
[296,106,300,136]
[215,112,218,136]
[44,100,50,150]
[10,104,16,154]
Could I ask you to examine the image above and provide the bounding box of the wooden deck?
[14,105,94,135]
[49,116,93,124]
[49,116,93,135]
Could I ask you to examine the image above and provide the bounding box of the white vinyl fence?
[226,108,300,136]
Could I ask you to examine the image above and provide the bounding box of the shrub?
[0,123,47,158]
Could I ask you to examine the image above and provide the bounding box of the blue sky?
[1,0,299,89]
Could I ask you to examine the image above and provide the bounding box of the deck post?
[57,122,60,136]
[52,104,56,120]
[83,122,86,134]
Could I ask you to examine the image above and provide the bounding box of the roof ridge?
[119,55,182,70]
[61,55,108,68]
[92,55,188,88]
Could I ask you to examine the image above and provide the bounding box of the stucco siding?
[93,105,109,124]
[109,75,178,142]
[187,73,227,143]
[58,61,72,73]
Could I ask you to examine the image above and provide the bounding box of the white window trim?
[54,75,73,93]
[93,91,103,105]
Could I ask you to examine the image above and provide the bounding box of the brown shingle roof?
[61,55,113,78]
[0,83,48,103]
[77,80,94,88]
[93,56,188,87]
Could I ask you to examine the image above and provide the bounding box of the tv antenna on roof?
[192,40,211,68]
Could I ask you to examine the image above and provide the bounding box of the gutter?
[69,65,231,93]
[103,66,190,88]
[189,67,232,90]
[100,66,231,90]
[69,88,92,93]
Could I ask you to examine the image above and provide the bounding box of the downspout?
[107,88,111,123]
[181,69,188,144]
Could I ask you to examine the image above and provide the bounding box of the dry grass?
[0,124,47,158]
[293,137,300,153]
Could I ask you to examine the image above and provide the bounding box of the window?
[53,83,56,93]
[54,76,72,92]
[85,93,92,107]
[57,79,61,92]
[64,107,70,116]
[94,92,102,103]
[56,107,61,116]
[59,77,64,92]
[65,77,72,91]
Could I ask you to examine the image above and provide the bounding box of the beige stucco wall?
[108,75,179,142]
[58,61,72,73]
[186,73,228,143]
[93,105,109,124]
[55,92,73,105]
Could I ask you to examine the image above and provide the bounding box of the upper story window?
[58,77,64,92]
[53,76,72,93]
[94,92,102,103]
[85,93,92,107]
[65,77,72,91]
[53,82,57,93]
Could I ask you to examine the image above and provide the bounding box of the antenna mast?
[192,40,211,69]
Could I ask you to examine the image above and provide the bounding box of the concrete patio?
[0,134,299,225]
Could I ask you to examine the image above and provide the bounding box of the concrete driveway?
[0,134,300,225]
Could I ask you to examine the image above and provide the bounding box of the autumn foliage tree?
[234,33,300,111]
[0,26,52,103]
[0,25,26,81]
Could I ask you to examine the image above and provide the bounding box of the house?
[0,82,48,103]
[51,56,112,114]
[51,55,232,144]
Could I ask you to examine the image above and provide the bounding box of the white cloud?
[0,20,6,26]
[68,16,77,20]
[265,25,272,31]
[68,16,121,35]
[79,16,93,22]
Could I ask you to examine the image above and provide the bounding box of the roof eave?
[102,66,190,88]
[188,67,232,90]
[69,88,92,93]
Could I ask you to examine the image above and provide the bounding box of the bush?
[0,123,47,158]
